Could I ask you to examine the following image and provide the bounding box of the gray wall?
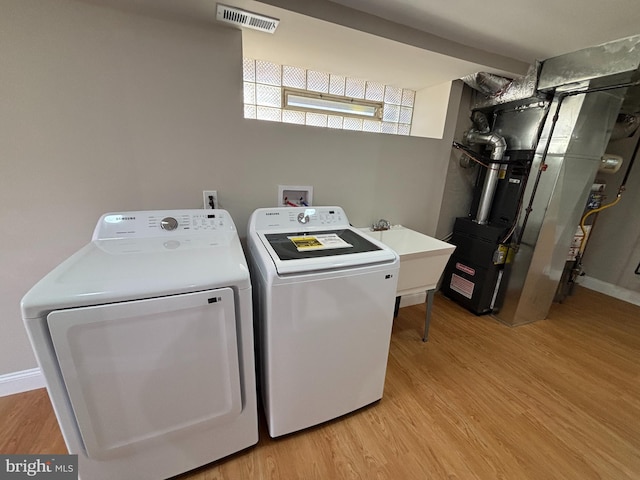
[581,128,640,292]
[435,82,475,239]
[1,0,464,375]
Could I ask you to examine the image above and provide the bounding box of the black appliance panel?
[265,229,381,261]
[440,218,506,315]
[442,257,501,315]
[469,150,533,228]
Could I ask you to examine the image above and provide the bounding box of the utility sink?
[359,226,455,341]
[360,226,455,294]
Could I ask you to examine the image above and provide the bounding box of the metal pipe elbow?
[464,130,507,160]
[487,133,507,160]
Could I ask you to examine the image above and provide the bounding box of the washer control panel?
[253,206,348,231]
[160,217,179,231]
[93,209,233,239]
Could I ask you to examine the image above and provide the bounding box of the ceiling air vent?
[216,4,279,34]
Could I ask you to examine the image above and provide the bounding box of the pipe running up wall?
[463,129,507,224]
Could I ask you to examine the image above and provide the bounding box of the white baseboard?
[0,368,45,397]
[579,276,640,307]
[399,292,427,308]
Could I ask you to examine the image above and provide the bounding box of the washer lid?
[257,226,397,275]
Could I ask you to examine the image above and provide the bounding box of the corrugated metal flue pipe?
[464,125,507,224]
[462,72,513,98]
[471,111,490,133]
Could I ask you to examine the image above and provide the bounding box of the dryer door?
[47,288,241,460]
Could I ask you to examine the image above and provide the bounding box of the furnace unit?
[441,149,534,315]
[441,95,549,316]
[443,36,640,325]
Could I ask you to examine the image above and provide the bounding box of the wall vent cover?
[216,4,279,34]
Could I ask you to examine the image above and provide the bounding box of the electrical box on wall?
[278,185,313,207]
[203,190,218,209]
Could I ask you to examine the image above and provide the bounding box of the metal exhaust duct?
[462,72,512,98]
[463,128,507,225]
[464,62,542,110]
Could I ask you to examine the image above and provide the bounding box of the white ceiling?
[238,1,497,91]
[86,0,640,91]
[328,0,640,64]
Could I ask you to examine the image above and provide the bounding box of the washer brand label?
[0,455,77,479]
[104,215,135,223]
[455,262,475,276]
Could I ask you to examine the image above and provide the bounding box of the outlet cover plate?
[203,190,218,209]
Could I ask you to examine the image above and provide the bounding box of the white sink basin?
[360,226,455,295]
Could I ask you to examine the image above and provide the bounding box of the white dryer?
[21,210,257,480]
[247,206,399,437]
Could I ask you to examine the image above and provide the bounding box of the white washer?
[247,206,400,437]
[21,210,257,480]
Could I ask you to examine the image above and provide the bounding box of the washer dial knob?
[297,213,310,224]
[160,217,178,231]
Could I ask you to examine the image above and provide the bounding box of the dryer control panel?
[93,209,234,240]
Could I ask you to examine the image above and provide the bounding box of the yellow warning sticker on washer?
[289,236,323,250]
[288,234,352,251]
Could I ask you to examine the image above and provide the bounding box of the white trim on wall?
[579,276,640,307]
[0,368,45,397]
[399,292,427,308]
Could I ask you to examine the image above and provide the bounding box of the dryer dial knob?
[297,213,310,224]
[160,217,179,231]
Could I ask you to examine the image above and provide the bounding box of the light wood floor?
[2,286,639,479]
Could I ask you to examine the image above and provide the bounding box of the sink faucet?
[372,219,391,231]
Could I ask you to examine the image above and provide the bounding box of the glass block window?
[363,119,381,133]
[282,109,305,124]
[384,86,402,105]
[329,75,346,96]
[242,58,256,82]
[255,84,281,107]
[345,77,366,99]
[242,58,414,135]
[283,66,306,89]
[255,60,281,86]
[307,71,330,93]
[328,115,344,129]
[306,112,328,127]
[343,117,364,131]
[256,106,281,122]
[365,82,385,102]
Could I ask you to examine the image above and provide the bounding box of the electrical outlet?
[203,190,218,209]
